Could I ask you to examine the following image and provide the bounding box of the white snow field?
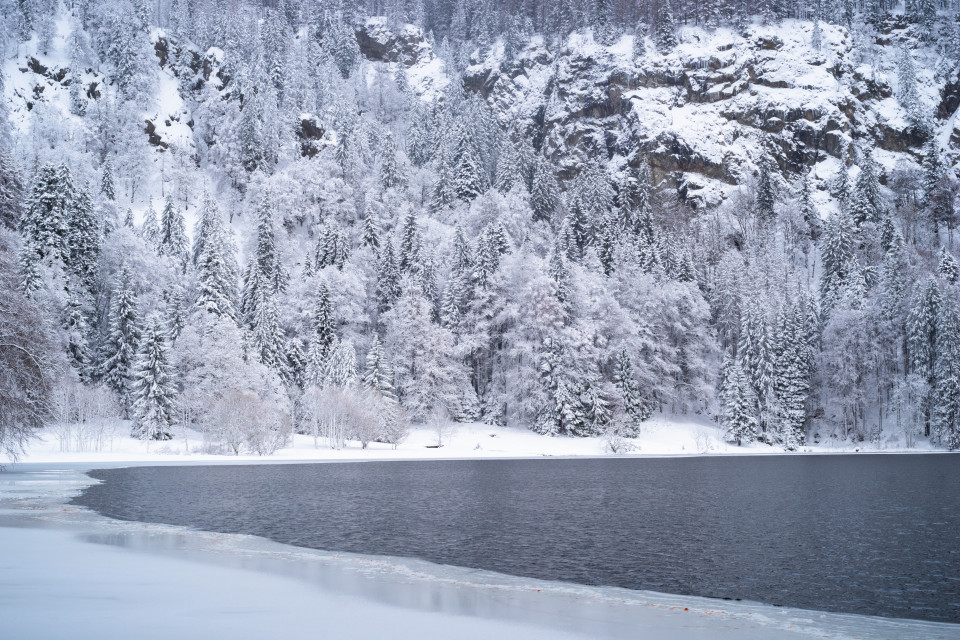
[2,465,957,640]
[9,415,944,466]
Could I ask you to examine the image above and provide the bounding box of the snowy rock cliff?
[350,18,956,209]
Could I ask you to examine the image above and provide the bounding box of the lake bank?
[5,417,950,468]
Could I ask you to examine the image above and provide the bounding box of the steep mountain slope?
[3,3,960,455]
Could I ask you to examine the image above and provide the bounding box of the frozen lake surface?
[73,455,960,623]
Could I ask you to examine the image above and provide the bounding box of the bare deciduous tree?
[0,233,64,463]
[51,380,119,453]
[207,389,288,456]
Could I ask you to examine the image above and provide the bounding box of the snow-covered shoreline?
[7,417,948,467]
[2,462,957,640]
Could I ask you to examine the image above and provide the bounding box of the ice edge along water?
[1,462,957,640]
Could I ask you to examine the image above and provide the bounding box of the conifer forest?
[2,0,960,458]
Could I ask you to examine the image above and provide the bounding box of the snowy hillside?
[2,0,960,462]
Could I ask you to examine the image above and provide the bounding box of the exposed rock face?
[358,21,951,209]
[155,34,227,92]
[939,68,960,120]
[355,20,431,67]
[144,120,169,149]
[297,116,327,158]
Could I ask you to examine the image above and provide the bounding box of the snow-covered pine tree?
[632,20,647,60]
[191,192,216,266]
[452,124,488,202]
[811,18,822,51]
[69,69,87,116]
[20,163,74,265]
[738,300,772,424]
[578,160,615,219]
[592,0,616,45]
[430,143,457,212]
[565,200,592,261]
[932,297,960,448]
[305,280,336,387]
[379,131,407,190]
[364,334,396,401]
[130,315,175,441]
[773,303,808,450]
[407,105,435,167]
[494,140,523,193]
[879,238,907,321]
[850,147,886,225]
[938,248,960,284]
[440,272,468,330]
[755,158,776,224]
[0,145,23,231]
[314,221,350,270]
[723,360,759,445]
[907,277,942,436]
[534,337,562,436]
[613,349,650,434]
[100,268,141,416]
[530,156,560,222]
[637,174,656,240]
[907,0,938,39]
[157,197,189,268]
[655,2,678,54]
[286,338,307,389]
[248,288,289,379]
[398,210,423,273]
[140,202,160,248]
[240,190,288,325]
[473,222,506,289]
[549,241,572,310]
[362,212,380,252]
[819,210,854,311]
[17,239,41,294]
[63,294,92,381]
[239,86,265,173]
[100,156,116,201]
[896,45,925,127]
[596,213,618,276]
[451,224,474,277]
[195,196,239,320]
[165,286,187,341]
[582,382,610,436]
[718,350,736,409]
[323,338,358,388]
[416,250,441,322]
[376,240,402,313]
[67,184,101,287]
[921,139,945,212]
[832,140,853,208]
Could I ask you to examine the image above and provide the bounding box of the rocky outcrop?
[297,115,327,158]
[355,20,430,67]
[144,120,169,149]
[939,68,960,120]
[358,20,952,206]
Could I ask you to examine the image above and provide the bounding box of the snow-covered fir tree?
[130,315,175,441]
[723,360,759,446]
[100,268,141,416]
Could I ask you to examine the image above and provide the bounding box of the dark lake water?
[72,455,960,623]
